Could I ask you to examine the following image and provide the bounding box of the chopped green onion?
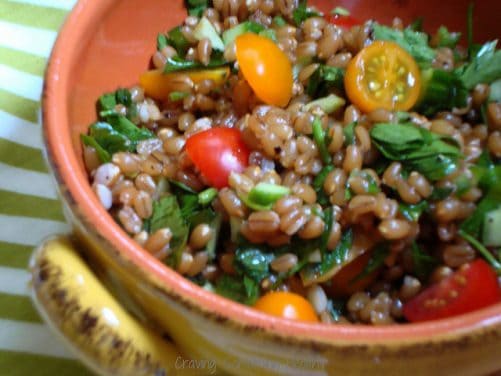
[312,116,332,165]
[459,229,501,275]
[247,182,290,207]
[273,16,287,27]
[169,91,190,102]
[222,21,265,46]
[331,6,350,16]
[198,187,218,205]
[304,94,346,114]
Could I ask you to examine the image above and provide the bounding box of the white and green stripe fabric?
[0,1,92,374]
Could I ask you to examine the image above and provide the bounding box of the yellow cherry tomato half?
[344,41,421,113]
[254,291,319,322]
[139,67,230,100]
[235,33,293,107]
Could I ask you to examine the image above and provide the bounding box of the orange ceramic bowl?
[41,0,501,375]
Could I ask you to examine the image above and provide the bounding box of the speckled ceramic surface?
[38,0,501,374]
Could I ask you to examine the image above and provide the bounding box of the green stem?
[459,229,501,274]
[312,117,332,165]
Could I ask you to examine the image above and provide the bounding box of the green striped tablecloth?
[0,0,92,374]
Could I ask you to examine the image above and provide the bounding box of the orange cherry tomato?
[344,41,421,113]
[235,33,293,107]
[139,67,230,100]
[253,291,319,323]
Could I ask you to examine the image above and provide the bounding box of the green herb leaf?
[149,195,189,263]
[157,33,168,51]
[222,21,265,46]
[164,54,227,73]
[259,29,277,42]
[428,186,453,201]
[320,207,333,254]
[306,65,345,98]
[234,247,274,283]
[105,114,155,147]
[166,26,190,56]
[407,17,423,32]
[352,244,389,283]
[87,122,131,155]
[80,134,111,163]
[457,40,501,90]
[313,165,334,206]
[435,26,461,48]
[347,170,380,195]
[273,16,287,27]
[302,228,353,281]
[415,69,468,116]
[293,0,321,26]
[216,275,258,305]
[459,229,501,275]
[411,242,438,281]
[373,23,436,68]
[343,121,356,146]
[460,193,501,239]
[185,0,210,17]
[399,201,429,222]
[169,91,190,102]
[455,174,472,196]
[98,88,137,120]
[312,116,332,165]
[370,122,462,181]
[98,93,116,112]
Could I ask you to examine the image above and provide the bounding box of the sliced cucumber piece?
[193,17,224,51]
[222,21,264,46]
[247,182,290,206]
[304,94,346,114]
[483,207,501,247]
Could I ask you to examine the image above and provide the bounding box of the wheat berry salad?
[81,0,501,325]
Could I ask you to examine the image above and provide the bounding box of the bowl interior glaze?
[46,0,501,344]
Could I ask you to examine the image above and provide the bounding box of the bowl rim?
[43,0,501,347]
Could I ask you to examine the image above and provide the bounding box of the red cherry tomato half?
[327,14,361,29]
[185,127,250,189]
[403,259,501,323]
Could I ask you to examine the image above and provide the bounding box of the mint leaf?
[399,201,429,222]
[216,275,257,305]
[149,195,189,264]
[293,0,321,26]
[411,242,438,281]
[435,26,461,48]
[370,123,462,181]
[234,247,274,283]
[306,65,345,98]
[457,41,501,89]
[185,0,210,17]
[373,23,436,68]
